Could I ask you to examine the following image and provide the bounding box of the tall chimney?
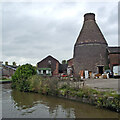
[73,13,108,77]
[84,13,95,21]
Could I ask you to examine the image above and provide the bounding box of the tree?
[104,65,110,70]
[5,61,8,65]
[62,60,67,64]
[11,64,37,91]
[13,62,16,66]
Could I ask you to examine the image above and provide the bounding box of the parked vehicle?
[61,73,67,77]
[113,65,120,78]
[104,69,113,78]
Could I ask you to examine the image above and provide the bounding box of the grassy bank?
[25,75,120,112]
[0,79,12,83]
[12,75,120,112]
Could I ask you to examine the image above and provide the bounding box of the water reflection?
[11,90,119,118]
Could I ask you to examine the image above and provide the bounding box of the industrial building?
[37,13,120,78]
[73,13,120,78]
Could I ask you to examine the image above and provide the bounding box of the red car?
[61,74,67,77]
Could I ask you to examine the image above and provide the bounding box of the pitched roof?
[108,47,120,54]
[2,64,17,70]
[37,55,60,64]
[67,58,73,62]
[75,13,108,46]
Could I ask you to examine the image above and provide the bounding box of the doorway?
[98,66,104,74]
[43,70,46,75]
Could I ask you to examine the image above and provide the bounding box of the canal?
[1,84,119,119]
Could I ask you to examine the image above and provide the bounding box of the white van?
[113,65,120,77]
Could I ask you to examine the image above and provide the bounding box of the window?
[48,60,51,64]
[46,70,49,74]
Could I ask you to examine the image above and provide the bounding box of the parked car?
[61,73,67,77]
[104,69,113,78]
[113,65,120,78]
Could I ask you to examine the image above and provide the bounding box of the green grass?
[0,79,12,81]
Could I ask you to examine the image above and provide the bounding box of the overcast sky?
[1,1,119,66]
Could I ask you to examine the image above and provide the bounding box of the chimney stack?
[84,13,95,21]
[73,13,108,77]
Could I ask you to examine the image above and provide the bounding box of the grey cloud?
[2,2,118,65]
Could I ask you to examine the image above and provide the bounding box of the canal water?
[1,84,119,118]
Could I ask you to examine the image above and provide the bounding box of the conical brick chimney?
[73,13,108,77]
[75,13,107,46]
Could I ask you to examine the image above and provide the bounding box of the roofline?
[108,46,120,54]
[109,52,120,54]
[108,46,120,48]
[37,55,60,65]
[67,58,73,62]
[2,64,17,70]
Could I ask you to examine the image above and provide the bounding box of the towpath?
[85,78,119,92]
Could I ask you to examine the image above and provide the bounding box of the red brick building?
[108,47,120,71]
[37,55,60,76]
[67,58,74,76]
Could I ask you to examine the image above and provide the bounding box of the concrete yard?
[85,78,120,92]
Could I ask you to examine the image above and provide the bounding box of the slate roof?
[37,55,60,64]
[75,13,108,46]
[2,64,17,70]
[108,47,120,54]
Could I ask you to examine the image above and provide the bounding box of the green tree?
[11,64,37,91]
[62,60,67,64]
[5,61,8,65]
[104,65,110,70]
[12,62,16,66]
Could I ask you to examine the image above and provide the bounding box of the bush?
[27,75,59,95]
[11,64,37,91]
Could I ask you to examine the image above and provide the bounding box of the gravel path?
[85,78,119,92]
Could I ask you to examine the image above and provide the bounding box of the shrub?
[77,91,84,97]
[27,75,59,95]
[11,64,37,91]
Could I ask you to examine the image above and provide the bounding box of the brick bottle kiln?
[73,13,109,77]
